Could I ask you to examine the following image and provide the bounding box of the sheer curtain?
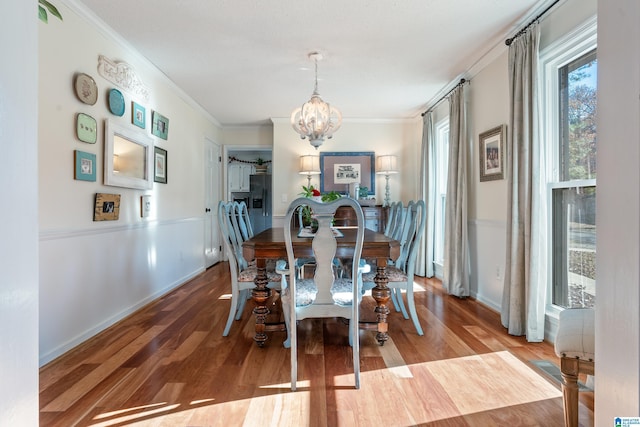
[442,85,469,297]
[417,112,435,277]
[501,22,547,342]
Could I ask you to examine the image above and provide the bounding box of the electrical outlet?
[281,193,288,203]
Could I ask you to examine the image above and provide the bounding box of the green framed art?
[132,101,146,129]
[151,110,169,140]
[74,150,96,182]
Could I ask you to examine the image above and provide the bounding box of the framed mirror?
[104,119,154,190]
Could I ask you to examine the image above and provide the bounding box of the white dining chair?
[280,197,365,390]
[363,200,426,335]
[218,201,281,336]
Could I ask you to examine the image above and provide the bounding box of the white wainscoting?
[468,219,507,312]
[39,217,205,366]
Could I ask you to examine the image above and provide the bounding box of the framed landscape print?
[479,125,506,182]
[319,151,375,195]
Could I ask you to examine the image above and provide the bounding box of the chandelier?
[291,52,342,149]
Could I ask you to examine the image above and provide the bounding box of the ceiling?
[76,0,552,127]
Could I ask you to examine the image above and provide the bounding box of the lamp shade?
[376,155,398,174]
[299,154,321,175]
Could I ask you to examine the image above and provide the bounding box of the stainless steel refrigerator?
[249,174,272,234]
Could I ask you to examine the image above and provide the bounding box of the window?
[433,118,449,275]
[542,19,597,309]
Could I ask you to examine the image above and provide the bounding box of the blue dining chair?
[279,197,365,390]
[218,201,281,336]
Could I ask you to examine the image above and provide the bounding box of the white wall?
[0,2,39,424]
[38,1,221,364]
[596,0,640,421]
[467,51,510,309]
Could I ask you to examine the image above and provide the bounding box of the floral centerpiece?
[299,185,341,230]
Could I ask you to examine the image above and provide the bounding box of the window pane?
[559,50,597,181]
[552,186,596,308]
[434,122,449,265]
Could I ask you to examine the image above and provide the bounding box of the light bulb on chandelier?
[291,52,342,149]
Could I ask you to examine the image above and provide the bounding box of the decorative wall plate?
[108,88,125,116]
[74,73,98,105]
[76,113,97,144]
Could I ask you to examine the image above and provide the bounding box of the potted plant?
[254,157,268,174]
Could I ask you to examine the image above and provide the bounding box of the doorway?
[204,138,221,268]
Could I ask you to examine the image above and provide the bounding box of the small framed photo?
[94,193,120,221]
[132,102,146,129]
[479,125,506,182]
[74,150,96,182]
[151,110,169,140]
[154,146,167,184]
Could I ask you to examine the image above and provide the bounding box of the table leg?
[371,258,390,345]
[251,258,271,347]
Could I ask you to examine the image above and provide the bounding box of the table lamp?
[299,155,321,187]
[376,155,399,207]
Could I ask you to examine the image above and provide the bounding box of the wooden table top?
[242,227,400,262]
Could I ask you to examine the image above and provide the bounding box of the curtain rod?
[421,78,467,116]
[505,0,560,46]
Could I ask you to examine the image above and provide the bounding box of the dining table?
[242,227,401,347]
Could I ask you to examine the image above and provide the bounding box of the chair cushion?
[283,278,355,307]
[362,266,407,283]
[554,308,595,361]
[237,261,282,283]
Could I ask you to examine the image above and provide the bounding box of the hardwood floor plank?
[40,262,593,426]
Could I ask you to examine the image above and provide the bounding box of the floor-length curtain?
[442,85,469,297]
[417,112,435,277]
[501,22,546,342]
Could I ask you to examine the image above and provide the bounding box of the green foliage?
[358,186,368,199]
[39,0,63,23]
[321,191,341,202]
[567,71,597,180]
[299,185,317,198]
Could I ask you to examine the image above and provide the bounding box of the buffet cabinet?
[334,205,388,233]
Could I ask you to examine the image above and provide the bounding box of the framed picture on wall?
[93,193,121,221]
[479,125,506,182]
[151,110,169,140]
[74,150,97,182]
[319,151,375,195]
[132,102,146,129]
[154,146,167,184]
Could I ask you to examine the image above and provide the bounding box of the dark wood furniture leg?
[370,258,390,345]
[251,258,271,347]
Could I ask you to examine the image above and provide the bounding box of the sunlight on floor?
[90,402,181,426]
[87,350,561,426]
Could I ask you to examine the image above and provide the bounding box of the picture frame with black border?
[154,146,167,184]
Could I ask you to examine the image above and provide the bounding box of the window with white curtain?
[433,118,449,276]
[541,18,597,310]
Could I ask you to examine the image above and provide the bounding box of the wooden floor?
[40,262,594,426]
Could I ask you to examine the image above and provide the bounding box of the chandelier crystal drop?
[291,52,342,149]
